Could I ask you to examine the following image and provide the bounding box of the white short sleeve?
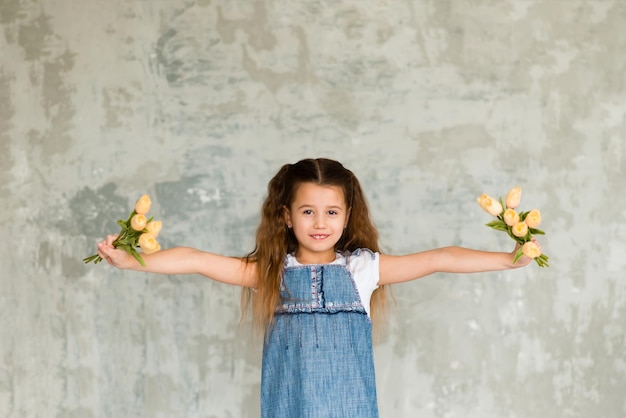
[346,249,380,317]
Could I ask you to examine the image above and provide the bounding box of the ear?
[283,205,292,228]
[344,207,351,229]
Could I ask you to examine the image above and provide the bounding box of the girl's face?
[284,182,350,264]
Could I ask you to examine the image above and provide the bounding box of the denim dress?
[261,250,379,418]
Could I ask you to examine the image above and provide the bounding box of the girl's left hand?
[511,238,542,268]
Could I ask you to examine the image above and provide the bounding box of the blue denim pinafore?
[261,255,379,418]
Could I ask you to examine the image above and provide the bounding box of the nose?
[313,214,326,228]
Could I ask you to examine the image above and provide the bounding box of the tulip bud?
[503,209,520,226]
[134,194,152,215]
[145,220,162,237]
[138,233,160,255]
[505,186,522,209]
[522,241,541,259]
[512,222,528,238]
[525,209,542,228]
[130,214,147,231]
[477,193,503,217]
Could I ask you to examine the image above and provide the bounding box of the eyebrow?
[296,204,344,210]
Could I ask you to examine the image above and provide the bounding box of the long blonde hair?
[242,158,390,333]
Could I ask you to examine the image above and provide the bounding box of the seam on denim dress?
[311,266,323,309]
[332,315,337,349]
[284,315,289,351]
[318,266,325,309]
[298,315,302,348]
[313,314,319,348]
[315,266,322,349]
[347,314,354,348]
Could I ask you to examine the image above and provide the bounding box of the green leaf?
[116,243,131,253]
[486,220,509,231]
[530,228,545,235]
[512,248,524,264]
[129,249,146,267]
[114,237,133,246]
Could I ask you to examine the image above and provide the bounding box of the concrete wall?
[1,1,625,417]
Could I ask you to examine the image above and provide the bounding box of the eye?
[328,210,338,216]
[303,209,313,215]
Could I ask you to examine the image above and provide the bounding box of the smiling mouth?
[310,234,330,240]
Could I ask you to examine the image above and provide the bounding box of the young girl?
[96,158,537,418]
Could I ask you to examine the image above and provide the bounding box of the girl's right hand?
[96,234,138,269]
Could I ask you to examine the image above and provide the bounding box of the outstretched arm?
[379,242,536,285]
[96,235,257,287]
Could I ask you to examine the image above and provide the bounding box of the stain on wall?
[1,1,625,417]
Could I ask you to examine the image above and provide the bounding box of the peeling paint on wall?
[1,1,625,417]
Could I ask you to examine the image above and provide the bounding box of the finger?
[97,241,108,257]
[97,244,114,264]
[104,234,119,246]
[98,240,116,256]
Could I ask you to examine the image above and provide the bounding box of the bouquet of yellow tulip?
[477,187,549,267]
[83,194,162,267]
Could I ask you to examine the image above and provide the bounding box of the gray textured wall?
[1,1,625,417]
